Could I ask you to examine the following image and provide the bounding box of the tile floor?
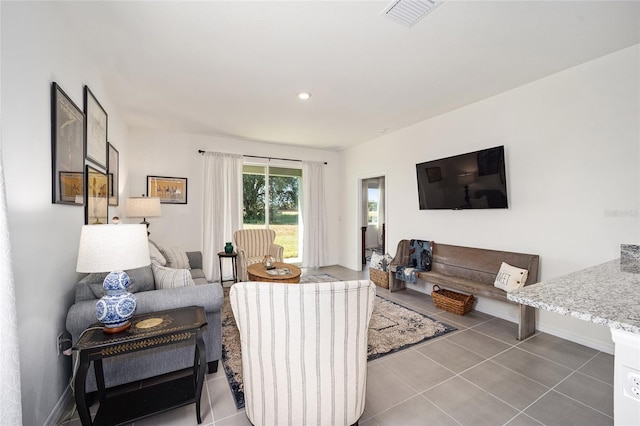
[59,265,614,426]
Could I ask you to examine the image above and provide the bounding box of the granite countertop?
[507,259,640,334]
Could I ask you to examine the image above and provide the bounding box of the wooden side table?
[217,251,238,284]
[247,262,302,283]
[73,306,207,426]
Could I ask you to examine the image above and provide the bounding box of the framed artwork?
[107,142,119,206]
[426,167,442,183]
[147,176,188,204]
[51,82,85,205]
[59,172,84,203]
[84,85,108,169]
[85,165,108,225]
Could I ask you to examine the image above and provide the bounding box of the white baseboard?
[44,385,73,426]
[472,296,615,354]
[404,283,615,354]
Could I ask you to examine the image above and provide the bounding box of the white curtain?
[203,152,243,282]
[301,161,326,268]
[0,146,22,424]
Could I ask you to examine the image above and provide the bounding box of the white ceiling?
[57,1,640,151]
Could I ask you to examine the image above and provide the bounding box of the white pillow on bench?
[494,262,528,293]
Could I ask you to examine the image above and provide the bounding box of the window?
[367,185,379,225]
[242,165,302,261]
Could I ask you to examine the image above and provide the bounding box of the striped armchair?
[230,280,376,426]
[234,229,284,281]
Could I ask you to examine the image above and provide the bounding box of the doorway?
[360,176,386,265]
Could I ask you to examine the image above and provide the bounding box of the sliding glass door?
[242,165,301,261]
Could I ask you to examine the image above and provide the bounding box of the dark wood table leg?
[194,329,206,424]
[218,256,223,285]
[74,353,92,426]
[232,256,238,283]
[94,359,106,401]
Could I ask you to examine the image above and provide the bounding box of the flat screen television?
[416,146,508,210]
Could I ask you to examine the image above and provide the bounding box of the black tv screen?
[416,146,508,210]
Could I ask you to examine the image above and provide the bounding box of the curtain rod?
[197,150,327,165]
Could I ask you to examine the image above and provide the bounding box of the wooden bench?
[388,240,539,340]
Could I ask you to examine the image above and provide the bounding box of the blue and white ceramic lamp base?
[96,271,137,333]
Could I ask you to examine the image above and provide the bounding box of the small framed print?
[107,142,119,206]
[85,165,108,225]
[51,82,84,205]
[147,176,188,204]
[59,172,84,204]
[84,86,108,169]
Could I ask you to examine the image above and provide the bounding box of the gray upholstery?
[66,251,222,393]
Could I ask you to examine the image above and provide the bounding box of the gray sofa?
[66,251,223,393]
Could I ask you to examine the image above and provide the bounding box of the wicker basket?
[431,285,475,315]
[369,267,389,289]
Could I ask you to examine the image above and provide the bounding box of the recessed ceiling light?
[298,92,311,100]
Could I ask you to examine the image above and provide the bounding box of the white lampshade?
[126,197,161,218]
[76,224,150,273]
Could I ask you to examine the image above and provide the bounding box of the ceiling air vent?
[381,0,442,28]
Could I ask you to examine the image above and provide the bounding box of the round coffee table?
[247,262,301,284]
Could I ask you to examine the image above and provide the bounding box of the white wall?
[127,129,342,265]
[341,45,640,353]
[1,3,131,424]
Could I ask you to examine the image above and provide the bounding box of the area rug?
[221,275,456,409]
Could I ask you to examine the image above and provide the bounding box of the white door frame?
[356,172,387,271]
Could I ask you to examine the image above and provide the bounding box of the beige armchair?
[233,229,284,281]
[230,280,376,426]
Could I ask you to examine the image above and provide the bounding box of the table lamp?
[126,195,161,235]
[76,224,150,333]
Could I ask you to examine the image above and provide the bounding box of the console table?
[73,306,207,426]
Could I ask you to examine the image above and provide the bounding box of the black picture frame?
[51,82,85,205]
[108,142,119,206]
[59,171,84,204]
[147,175,188,204]
[84,86,108,169]
[85,164,109,225]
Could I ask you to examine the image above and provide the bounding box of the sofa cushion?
[152,264,195,289]
[190,268,206,280]
[164,247,191,270]
[83,265,155,298]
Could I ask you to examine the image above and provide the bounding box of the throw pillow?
[152,264,195,289]
[148,242,167,266]
[494,262,529,293]
[149,239,169,260]
[382,253,394,271]
[370,252,385,271]
[164,247,191,270]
